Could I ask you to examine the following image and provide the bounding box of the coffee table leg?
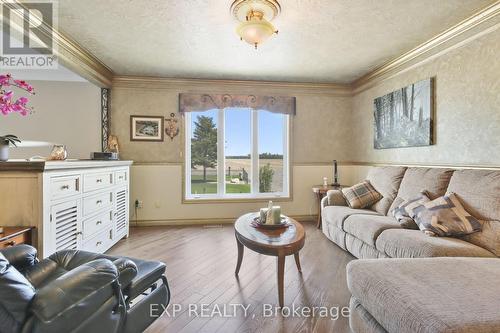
[235,236,244,275]
[277,255,285,307]
[294,252,302,273]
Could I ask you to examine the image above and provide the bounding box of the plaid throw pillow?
[391,191,430,229]
[342,181,382,209]
[414,192,482,237]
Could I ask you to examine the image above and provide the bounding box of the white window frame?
[185,108,290,201]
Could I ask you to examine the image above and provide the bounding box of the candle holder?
[332,160,340,187]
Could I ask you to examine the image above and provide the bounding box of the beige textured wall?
[350,28,500,166]
[110,83,353,164]
[129,164,360,224]
[111,26,500,223]
[0,81,101,159]
[110,81,353,222]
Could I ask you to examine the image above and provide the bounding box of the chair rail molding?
[0,0,114,87]
[344,161,500,171]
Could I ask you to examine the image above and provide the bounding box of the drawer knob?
[96,241,102,246]
[96,221,102,225]
[96,179,103,183]
[61,185,70,190]
[96,200,102,204]
[6,240,16,246]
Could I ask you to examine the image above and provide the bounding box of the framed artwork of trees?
[374,78,434,149]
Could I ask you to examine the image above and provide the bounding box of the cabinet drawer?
[0,233,28,249]
[83,210,113,239]
[115,170,128,185]
[83,191,113,217]
[83,227,113,253]
[83,172,113,192]
[50,175,80,199]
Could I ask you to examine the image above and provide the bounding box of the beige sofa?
[323,166,500,333]
[321,166,500,259]
[347,257,500,333]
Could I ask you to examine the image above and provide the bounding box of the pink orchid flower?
[0,74,34,116]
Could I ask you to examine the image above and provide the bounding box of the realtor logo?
[1,1,58,69]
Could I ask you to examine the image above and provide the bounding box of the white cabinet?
[50,199,81,252]
[0,160,132,258]
[114,186,129,240]
[43,164,131,257]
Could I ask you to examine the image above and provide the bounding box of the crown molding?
[0,0,114,87]
[115,0,500,97]
[1,0,498,92]
[112,75,353,97]
[352,1,500,93]
[52,29,114,87]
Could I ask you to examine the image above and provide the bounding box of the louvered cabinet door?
[50,200,81,254]
[114,186,129,239]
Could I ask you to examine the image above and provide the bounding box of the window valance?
[179,93,296,115]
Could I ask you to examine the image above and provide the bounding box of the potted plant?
[0,135,21,161]
[0,74,35,161]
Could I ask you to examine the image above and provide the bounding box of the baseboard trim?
[132,214,315,227]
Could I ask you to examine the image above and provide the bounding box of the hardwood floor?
[108,222,354,333]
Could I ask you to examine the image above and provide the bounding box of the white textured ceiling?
[57,0,494,83]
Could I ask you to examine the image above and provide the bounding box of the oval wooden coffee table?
[234,212,305,307]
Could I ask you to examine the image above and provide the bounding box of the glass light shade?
[236,17,276,48]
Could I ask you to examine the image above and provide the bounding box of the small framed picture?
[130,115,164,142]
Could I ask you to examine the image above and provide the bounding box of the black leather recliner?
[0,245,170,333]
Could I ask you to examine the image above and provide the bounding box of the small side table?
[312,185,343,229]
[0,227,34,249]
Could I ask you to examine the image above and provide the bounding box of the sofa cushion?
[446,169,500,221]
[366,166,407,215]
[347,257,500,333]
[344,215,401,247]
[345,234,389,259]
[322,206,380,230]
[414,193,482,237]
[322,223,348,250]
[460,220,500,257]
[349,297,387,333]
[388,167,454,213]
[376,229,495,258]
[342,181,382,209]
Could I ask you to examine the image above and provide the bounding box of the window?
[185,108,289,200]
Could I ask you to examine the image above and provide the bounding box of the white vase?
[0,144,9,161]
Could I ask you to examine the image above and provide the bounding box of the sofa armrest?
[0,244,38,274]
[113,257,138,288]
[320,195,329,210]
[324,189,348,207]
[30,258,119,323]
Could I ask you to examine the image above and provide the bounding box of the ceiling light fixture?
[230,0,280,49]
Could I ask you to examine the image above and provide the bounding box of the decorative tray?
[251,216,291,229]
